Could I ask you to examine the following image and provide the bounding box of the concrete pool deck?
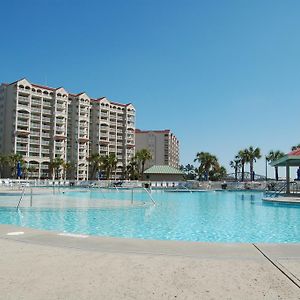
[0,224,299,299]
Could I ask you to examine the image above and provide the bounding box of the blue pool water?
[0,190,299,243]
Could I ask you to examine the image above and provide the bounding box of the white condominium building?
[90,97,135,179]
[0,78,135,180]
[67,93,91,180]
[135,129,180,169]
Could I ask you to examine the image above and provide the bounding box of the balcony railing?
[31,99,41,105]
[41,140,49,145]
[16,146,28,151]
[18,113,29,119]
[16,137,28,143]
[30,132,40,137]
[30,148,40,153]
[42,125,50,130]
[18,104,30,110]
[30,123,40,129]
[42,133,50,138]
[31,107,41,113]
[43,117,51,122]
[18,120,29,126]
[43,109,52,115]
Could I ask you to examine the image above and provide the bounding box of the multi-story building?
[0,78,135,180]
[135,129,180,169]
[67,93,91,180]
[90,97,135,179]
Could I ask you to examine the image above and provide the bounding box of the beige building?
[0,78,135,180]
[90,98,135,179]
[135,129,180,169]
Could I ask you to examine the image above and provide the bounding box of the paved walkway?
[0,225,299,299]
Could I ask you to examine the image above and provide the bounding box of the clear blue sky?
[1,0,300,177]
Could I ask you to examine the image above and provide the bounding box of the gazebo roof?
[271,148,300,167]
[144,165,184,175]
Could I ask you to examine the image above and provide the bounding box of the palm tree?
[87,153,103,179]
[184,164,196,180]
[62,161,74,180]
[209,164,227,181]
[8,153,24,178]
[229,156,241,181]
[245,146,261,181]
[49,158,64,180]
[266,150,285,181]
[237,149,249,182]
[0,154,8,178]
[291,144,300,151]
[126,156,139,180]
[135,149,152,180]
[102,153,118,179]
[194,152,218,181]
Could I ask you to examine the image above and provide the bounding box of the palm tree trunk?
[250,160,254,181]
[241,163,245,182]
[235,167,238,181]
[275,167,279,181]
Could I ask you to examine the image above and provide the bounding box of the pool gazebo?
[271,148,300,194]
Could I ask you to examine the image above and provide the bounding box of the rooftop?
[144,165,183,174]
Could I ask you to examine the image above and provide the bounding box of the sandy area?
[0,225,299,300]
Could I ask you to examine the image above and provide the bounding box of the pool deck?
[0,224,299,299]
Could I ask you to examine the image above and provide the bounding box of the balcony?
[18,120,29,127]
[41,140,49,146]
[16,146,28,152]
[41,149,49,154]
[31,115,40,121]
[18,113,29,119]
[30,123,40,129]
[31,99,41,106]
[43,117,51,122]
[30,139,40,145]
[18,104,30,111]
[56,103,65,109]
[30,148,40,153]
[31,107,41,113]
[30,131,40,137]
[43,109,52,115]
[42,125,50,130]
[42,133,50,138]
[55,149,64,154]
[43,101,51,107]
[16,137,28,143]
[18,95,29,102]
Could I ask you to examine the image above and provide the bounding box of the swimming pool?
[0,190,299,243]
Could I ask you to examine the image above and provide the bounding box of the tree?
[209,165,227,181]
[87,153,103,179]
[62,161,74,180]
[245,146,261,181]
[266,150,285,181]
[182,164,196,180]
[8,153,24,178]
[229,156,241,181]
[102,153,118,179]
[194,152,218,181]
[135,149,152,180]
[126,156,139,180]
[0,155,8,178]
[291,144,300,151]
[237,149,250,182]
[49,158,64,180]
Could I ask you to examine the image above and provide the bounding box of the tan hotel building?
[0,78,135,180]
[135,129,180,169]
